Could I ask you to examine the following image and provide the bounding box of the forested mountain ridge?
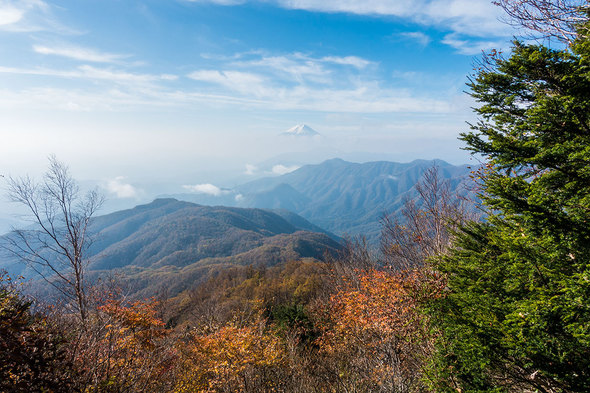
[89,198,339,268]
[170,158,475,241]
[0,199,341,296]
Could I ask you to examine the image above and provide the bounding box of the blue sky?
[0,0,517,210]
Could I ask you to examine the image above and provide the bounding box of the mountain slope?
[1,199,341,296]
[89,198,340,270]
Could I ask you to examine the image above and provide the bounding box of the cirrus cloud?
[33,44,129,63]
[185,0,509,38]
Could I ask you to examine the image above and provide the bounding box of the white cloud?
[274,0,507,37]
[0,65,177,85]
[106,176,140,198]
[160,74,178,81]
[321,55,372,69]
[185,0,246,4]
[0,5,23,26]
[423,0,507,37]
[0,46,453,114]
[245,54,328,79]
[0,1,62,33]
[244,164,258,175]
[442,33,505,55]
[182,183,230,196]
[78,65,174,83]
[33,44,129,63]
[184,52,451,113]
[183,0,510,49]
[275,0,419,16]
[399,31,431,46]
[272,164,300,175]
[233,53,373,85]
[235,194,244,201]
[0,79,453,114]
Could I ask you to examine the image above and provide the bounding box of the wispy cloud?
[0,65,177,84]
[442,33,504,55]
[187,70,272,96]
[182,73,451,113]
[33,44,129,63]
[399,31,431,46]
[183,0,509,49]
[423,0,507,37]
[185,0,246,4]
[234,54,328,84]
[274,0,418,17]
[0,0,66,33]
[0,64,453,114]
[0,42,454,114]
[232,53,374,85]
[79,65,177,83]
[182,183,230,196]
[321,55,372,69]
[274,0,507,37]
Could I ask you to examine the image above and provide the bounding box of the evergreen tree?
[428,14,590,393]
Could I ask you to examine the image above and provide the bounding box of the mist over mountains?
[167,158,475,241]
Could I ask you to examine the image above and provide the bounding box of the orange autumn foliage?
[316,268,445,391]
[79,298,176,392]
[99,299,168,349]
[174,320,286,393]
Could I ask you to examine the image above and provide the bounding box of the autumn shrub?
[74,297,177,393]
[313,268,445,393]
[174,318,287,393]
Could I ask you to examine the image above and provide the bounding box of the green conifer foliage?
[428,17,590,393]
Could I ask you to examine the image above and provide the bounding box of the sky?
[0,0,519,218]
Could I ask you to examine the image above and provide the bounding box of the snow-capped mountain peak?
[280,124,320,137]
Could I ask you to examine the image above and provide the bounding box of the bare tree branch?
[1,156,104,323]
[494,0,589,45]
[380,166,477,271]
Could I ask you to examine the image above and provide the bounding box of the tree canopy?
[428,11,590,393]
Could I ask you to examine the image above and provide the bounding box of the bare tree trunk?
[380,165,476,271]
[2,156,103,324]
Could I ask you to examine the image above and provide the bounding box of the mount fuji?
[280,124,320,137]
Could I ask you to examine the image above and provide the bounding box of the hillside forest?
[2,1,590,392]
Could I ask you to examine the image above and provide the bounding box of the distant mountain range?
[1,199,341,297]
[166,158,475,242]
